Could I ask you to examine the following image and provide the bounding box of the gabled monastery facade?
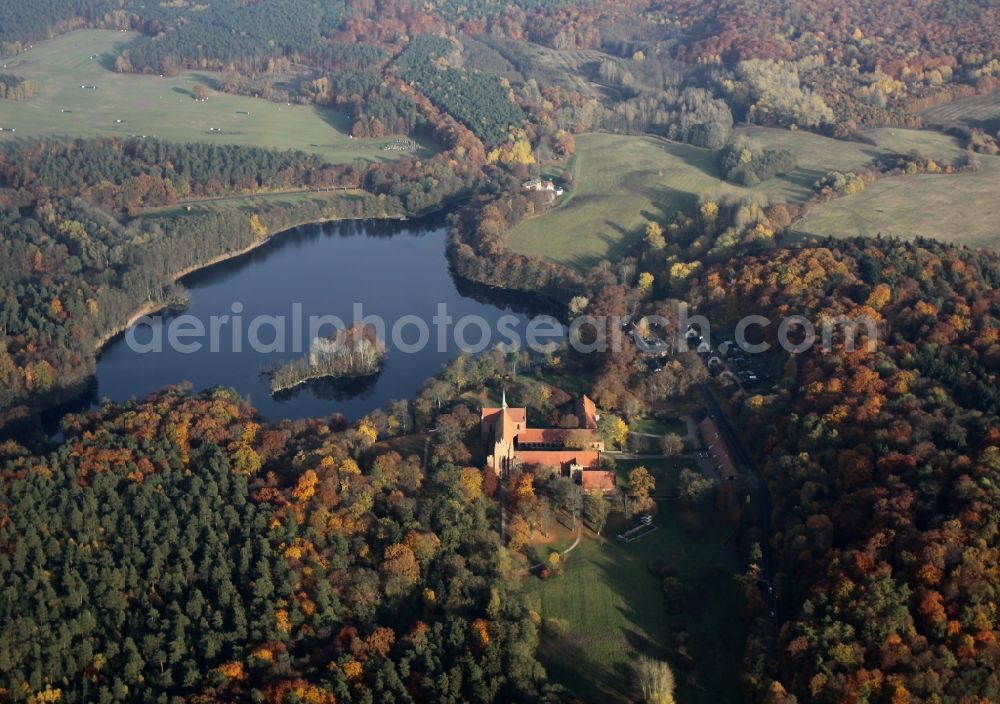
[481,393,617,492]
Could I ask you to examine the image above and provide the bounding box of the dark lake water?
[94,215,561,420]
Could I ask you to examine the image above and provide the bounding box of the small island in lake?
[269,323,385,395]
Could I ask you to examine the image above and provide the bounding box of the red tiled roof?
[578,395,598,429]
[698,418,739,480]
[516,427,599,445]
[580,469,617,492]
[481,406,526,424]
[481,401,604,476]
[515,450,600,470]
[481,406,527,444]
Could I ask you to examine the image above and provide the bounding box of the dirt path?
[681,414,698,443]
[603,451,685,460]
[561,522,583,556]
[528,521,583,571]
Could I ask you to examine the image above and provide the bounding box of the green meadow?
[527,458,744,704]
[507,128,885,269]
[509,125,1000,267]
[794,154,1000,250]
[0,30,433,163]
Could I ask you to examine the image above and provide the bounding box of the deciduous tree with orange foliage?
[0,388,553,701]
[686,237,1000,702]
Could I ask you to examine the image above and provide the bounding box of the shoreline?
[269,367,383,396]
[91,211,408,355]
[4,205,449,433]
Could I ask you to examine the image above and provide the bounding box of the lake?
[95,215,561,420]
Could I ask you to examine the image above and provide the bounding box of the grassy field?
[921,90,1000,132]
[630,416,688,437]
[864,127,970,163]
[741,125,885,179]
[795,153,1000,250]
[507,129,885,269]
[0,30,433,163]
[508,133,728,269]
[527,478,744,704]
[770,126,1000,249]
[510,124,1000,265]
[613,457,701,496]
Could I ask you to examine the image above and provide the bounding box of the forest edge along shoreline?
[91,212,417,356]
[5,204,879,437]
[1,210,419,436]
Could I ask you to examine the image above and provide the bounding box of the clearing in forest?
[0,30,435,163]
[507,128,884,269]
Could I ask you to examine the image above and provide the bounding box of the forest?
[5,0,1000,144]
[5,0,1000,131]
[307,72,427,140]
[0,0,128,49]
[0,388,555,702]
[681,238,1000,702]
[304,43,388,73]
[435,117,1000,698]
[1,0,349,72]
[1,1,1000,702]
[121,0,350,75]
[0,139,360,214]
[394,36,527,146]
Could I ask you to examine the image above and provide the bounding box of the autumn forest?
[1,0,1000,703]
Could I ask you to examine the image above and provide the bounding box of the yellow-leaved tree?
[638,272,654,298]
[645,221,666,250]
[249,213,267,240]
[599,414,629,449]
[293,469,319,502]
[458,467,483,502]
